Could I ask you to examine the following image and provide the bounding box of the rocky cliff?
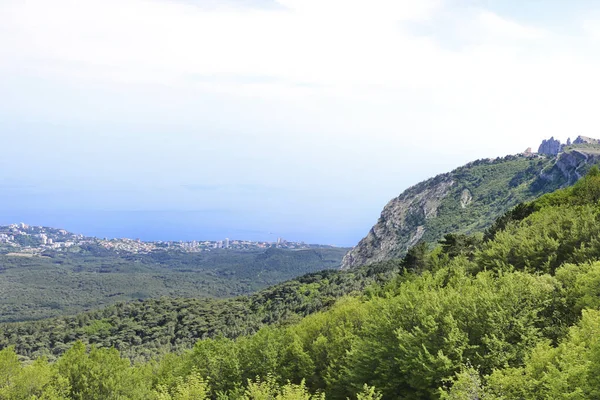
[341,175,455,268]
[573,136,600,145]
[538,137,562,155]
[535,147,600,189]
[341,140,600,269]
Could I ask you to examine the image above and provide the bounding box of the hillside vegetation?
[3,169,600,398]
[0,247,347,322]
[342,144,600,269]
[0,260,400,361]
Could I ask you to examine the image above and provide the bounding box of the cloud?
[276,0,441,21]
[0,0,564,111]
[2,0,600,194]
[583,19,600,40]
[171,0,284,10]
[478,10,547,40]
[0,0,445,88]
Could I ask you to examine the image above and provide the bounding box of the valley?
[0,244,347,322]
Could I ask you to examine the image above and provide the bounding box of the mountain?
[341,136,600,269]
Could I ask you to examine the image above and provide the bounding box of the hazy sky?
[1,0,600,245]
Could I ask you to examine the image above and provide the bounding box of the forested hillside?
[0,260,400,361]
[0,247,347,322]
[3,169,600,398]
[342,143,600,269]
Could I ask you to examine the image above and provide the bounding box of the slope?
[0,259,401,361]
[0,246,348,323]
[341,140,600,269]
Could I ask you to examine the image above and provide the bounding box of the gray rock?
[573,135,600,145]
[340,177,455,269]
[460,189,473,208]
[537,137,562,155]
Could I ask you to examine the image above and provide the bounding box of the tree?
[154,370,210,400]
[439,234,481,260]
[402,241,430,273]
[242,376,324,400]
[56,342,150,400]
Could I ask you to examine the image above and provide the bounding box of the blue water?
[0,209,362,246]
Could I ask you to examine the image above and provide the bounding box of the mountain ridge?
[341,137,600,269]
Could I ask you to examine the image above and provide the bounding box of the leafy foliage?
[0,260,402,361]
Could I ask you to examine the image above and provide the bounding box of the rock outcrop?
[460,189,473,208]
[573,135,600,145]
[535,148,600,188]
[538,137,562,155]
[341,176,454,268]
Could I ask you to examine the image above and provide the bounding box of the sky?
[1,0,600,246]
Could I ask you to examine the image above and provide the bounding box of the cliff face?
[535,148,600,190]
[341,176,455,268]
[341,142,600,269]
[538,137,562,155]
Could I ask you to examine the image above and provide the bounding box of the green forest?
[0,247,347,322]
[4,169,600,398]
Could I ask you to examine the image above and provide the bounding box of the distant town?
[0,223,336,256]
